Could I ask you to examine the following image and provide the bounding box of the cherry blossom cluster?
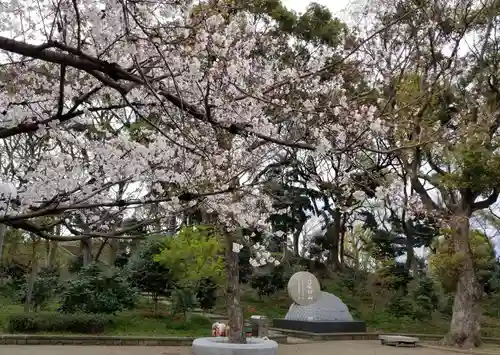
[0,0,382,238]
[232,240,280,268]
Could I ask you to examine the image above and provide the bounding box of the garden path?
[1,340,464,355]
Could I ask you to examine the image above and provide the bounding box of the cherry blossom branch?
[9,218,150,241]
[0,185,245,223]
[0,103,148,138]
[472,189,499,212]
[0,36,315,150]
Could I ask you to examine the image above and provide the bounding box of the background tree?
[354,0,500,346]
[430,229,496,294]
[59,264,136,315]
[127,238,176,315]
[155,226,225,287]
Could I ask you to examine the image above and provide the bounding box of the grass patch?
[107,312,212,336]
[0,295,211,336]
[213,290,289,320]
[2,311,212,336]
[364,312,450,334]
[2,291,500,338]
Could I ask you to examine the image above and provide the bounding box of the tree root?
[440,333,481,349]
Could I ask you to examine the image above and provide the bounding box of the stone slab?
[192,337,278,355]
[273,319,366,334]
[379,335,419,347]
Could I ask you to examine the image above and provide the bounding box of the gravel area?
[0,340,459,355]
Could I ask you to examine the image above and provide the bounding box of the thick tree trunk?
[339,214,348,265]
[153,294,159,316]
[47,241,58,268]
[405,235,419,277]
[225,231,245,344]
[292,229,301,257]
[326,209,342,270]
[47,225,60,268]
[443,213,482,348]
[44,239,50,266]
[401,218,418,277]
[80,237,92,266]
[25,236,38,312]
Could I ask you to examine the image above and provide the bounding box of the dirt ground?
[0,340,463,355]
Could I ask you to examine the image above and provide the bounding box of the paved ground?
[0,340,459,355]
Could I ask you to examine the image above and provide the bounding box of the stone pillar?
[250,315,269,338]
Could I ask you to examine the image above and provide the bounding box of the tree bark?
[47,241,58,268]
[326,208,342,270]
[24,236,39,312]
[292,229,301,257]
[80,237,92,266]
[0,224,6,264]
[44,239,50,266]
[47,225,60,268]
[443,213,482,348]
[225,230,245,344]
[339,214,347,265]
[405,233,419,277]
[153,294,159,316]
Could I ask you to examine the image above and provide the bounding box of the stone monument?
[273,271,366,334]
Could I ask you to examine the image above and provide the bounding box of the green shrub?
[386,291,412,317]
[68,255,84,274]
[127,238,176,313]
[195,277,218,312]
[6,312,113,334]
[0,262,26,299]
[171,288,197,319]
[59,263,137,314]
[411,276,439,317]
[18,266,60,310]
[250,267,286,297]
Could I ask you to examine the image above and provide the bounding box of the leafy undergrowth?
[106,312,212,336]
[0,297,211,336]
[364,312,449,334]
[221,289,500,338]
[239,292,290,320]
[2,291,500,338]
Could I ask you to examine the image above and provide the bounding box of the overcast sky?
[283,0,350,15]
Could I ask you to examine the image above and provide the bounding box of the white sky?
[283,0,351,16]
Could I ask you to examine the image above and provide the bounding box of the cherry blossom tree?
[353,0,500,347]
[0,0,388,343]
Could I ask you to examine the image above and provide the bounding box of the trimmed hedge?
[7,312,114,334]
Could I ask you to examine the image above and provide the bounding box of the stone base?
[272,319,366,333]
[192,337,278,355]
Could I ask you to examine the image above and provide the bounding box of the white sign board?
[287,271,321,306]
